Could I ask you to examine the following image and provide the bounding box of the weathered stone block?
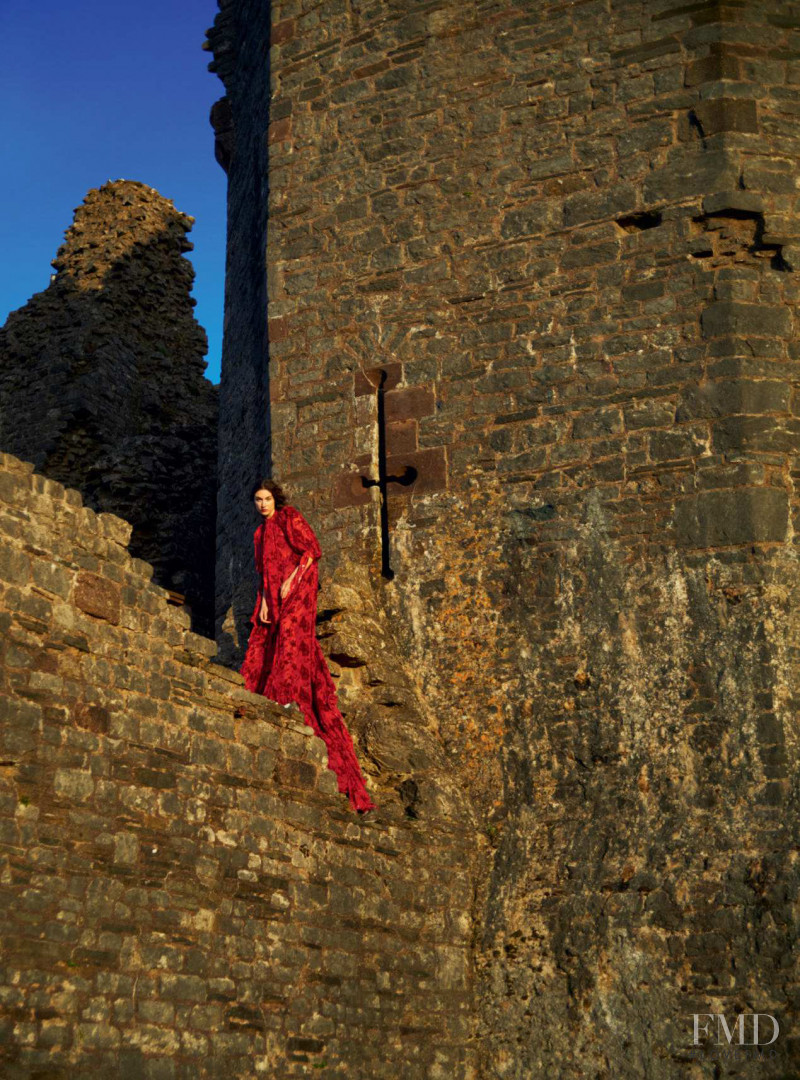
[673,487,789,546]
[685,52,741,86]
[0,471,26,507]
[73,702,110,734]
[113,832,140,866]
[649,429,706,462]
[386,447,447,495]
[741,162,798,195]
[159,974,207,1003]
[75,1022,120,1049]
[564,187,636,228]
[73,572,121,624]
[623,398,675,429]
[677,379,791,421]
[333,469,372,510]
[386,419,418,456]
[98,512,134,546]
[13,589,52,623]
[712,415,800,454]
[643,150,738,202]
[53,768,95,802]
[572,407,624,440]
[0,695,42,754]
[31,559,72,598]
[701,302,792,340]
[702,191,765,216]
[189,736,227,769]
[693,97,758,136]
[384,387,435,423]
[273,756,317,790]
[501,203,559,239]
[268,117,291,144]
[0,542,31,586]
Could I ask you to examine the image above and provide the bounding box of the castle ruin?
[0,181,218,636]
[1,1,799,1077]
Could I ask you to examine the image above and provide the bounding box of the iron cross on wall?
[359,369,417,580]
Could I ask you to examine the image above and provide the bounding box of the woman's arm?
[280,508,321,598]
[251,525,270,624]
[280,553,314,598]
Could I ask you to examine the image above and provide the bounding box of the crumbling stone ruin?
[0,181,218,636]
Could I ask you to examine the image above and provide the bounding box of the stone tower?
[208,1,800,1076]
[0,180,218,635]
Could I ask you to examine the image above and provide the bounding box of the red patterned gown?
[240,506,376,813]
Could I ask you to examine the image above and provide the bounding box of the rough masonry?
[0,450,477,1078]
[209,1,800,1076]
[0,181,218,637]
[206,0,272,658]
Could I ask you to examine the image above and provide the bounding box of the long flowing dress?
[240,505,376,813]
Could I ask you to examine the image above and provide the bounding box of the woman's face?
[254,488,276,519]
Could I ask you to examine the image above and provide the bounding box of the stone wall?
[0,181,218,637]
[0,451,478,1078]
[206,0,273,660]
[211,0,800,1075]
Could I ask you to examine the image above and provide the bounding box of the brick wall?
[210,1,800,1074]
[0,452,478,1078]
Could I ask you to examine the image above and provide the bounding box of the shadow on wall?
[0,181,218,637]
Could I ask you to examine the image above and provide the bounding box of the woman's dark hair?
[251,478,287,508]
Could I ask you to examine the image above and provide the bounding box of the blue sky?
[0,0,226,383]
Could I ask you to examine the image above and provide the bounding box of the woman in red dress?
[240,479,376,814]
